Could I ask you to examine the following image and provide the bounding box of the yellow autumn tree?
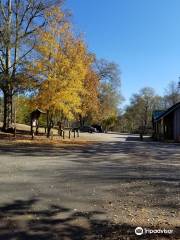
[80,66,100,126]
[29,7,93,136]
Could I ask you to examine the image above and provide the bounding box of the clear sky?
[64,0,180,106]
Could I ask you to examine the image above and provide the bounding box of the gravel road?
[0,133,179,240]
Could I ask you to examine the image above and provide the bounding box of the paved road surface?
[0,133,179,239]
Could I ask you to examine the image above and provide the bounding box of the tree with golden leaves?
[79,66,100,126]
[30,7,93,136]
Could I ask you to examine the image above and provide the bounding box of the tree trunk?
[79,114,85,127]
[46,110,52,138]
[2,89,13,131]
[2,1,13,132]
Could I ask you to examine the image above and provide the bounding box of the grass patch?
[0,132,95,148]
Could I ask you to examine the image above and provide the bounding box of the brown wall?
[174,108,180,141]
[164,113,174,140]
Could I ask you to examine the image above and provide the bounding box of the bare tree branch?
[0,0,7,21]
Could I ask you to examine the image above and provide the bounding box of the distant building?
[153,102,180,141]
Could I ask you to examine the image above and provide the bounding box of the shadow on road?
[0,140,180,183]
[0,139,180,239]
[0,198,178,240]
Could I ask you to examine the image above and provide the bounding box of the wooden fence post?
[50,130,53,140]
[32,130,35,140]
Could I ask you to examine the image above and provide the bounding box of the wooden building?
[153,102,180,141]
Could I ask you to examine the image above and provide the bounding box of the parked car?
[80,126,97,133]
[71,127,80,132]
[91,124,103,133]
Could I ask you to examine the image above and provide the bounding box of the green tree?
[122,87,161,133]
[15,95,31,124]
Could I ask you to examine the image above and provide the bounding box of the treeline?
[119,81,180,133]
[0,1,122,133]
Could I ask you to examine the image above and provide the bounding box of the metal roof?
[152,110,165,120]
[154,102,180,122]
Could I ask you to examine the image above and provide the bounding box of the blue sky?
[64,0,180,106]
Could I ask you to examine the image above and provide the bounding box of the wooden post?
[14,127,16,139]
[32,130,34,140]
[36,120,39,135]
[69,130,71,139]
[50,130,53,140]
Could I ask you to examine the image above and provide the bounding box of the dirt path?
[0,133,179,239]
